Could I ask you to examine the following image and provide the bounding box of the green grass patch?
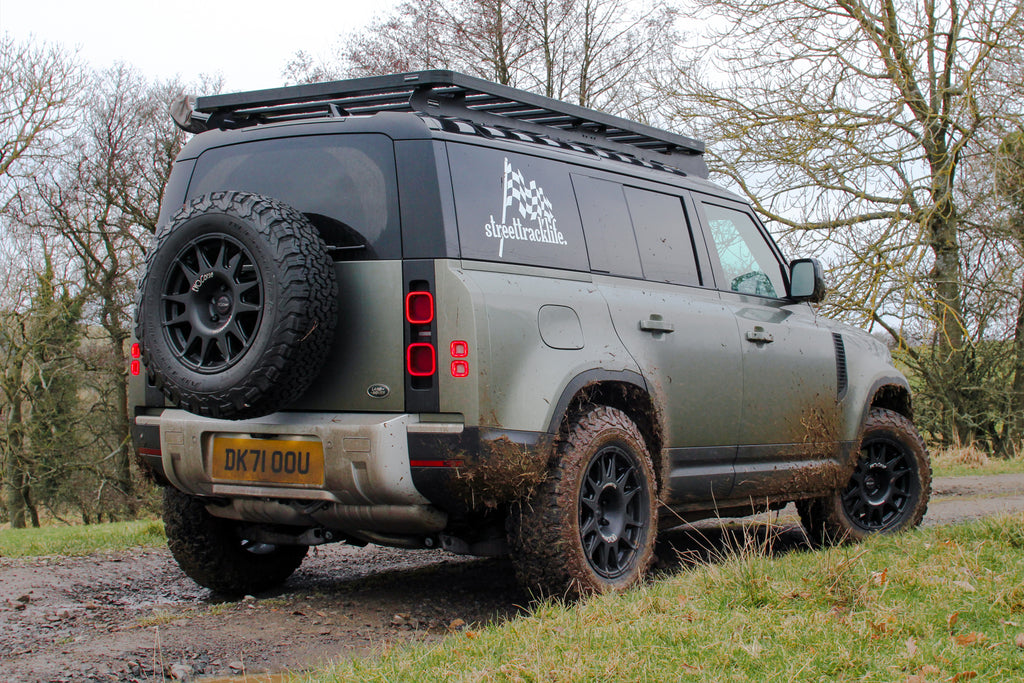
[0,519,165,558]
[931,443,1024,478]
[310,515,1024,682]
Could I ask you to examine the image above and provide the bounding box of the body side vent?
[832,332,848,401]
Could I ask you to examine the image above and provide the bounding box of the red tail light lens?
[405,292,434,324]
[450,340,468,358]
[451,360,469,378]
[407,343,436,376]
[130,343,142,376]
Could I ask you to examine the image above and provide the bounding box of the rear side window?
[625,187,701,285]
[447,143,589,271]
[570,175,643,278]
[186,134,401,259]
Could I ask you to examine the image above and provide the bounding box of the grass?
[930,441,1024,478]
[309,514,1024,682]
[0,518,165,558]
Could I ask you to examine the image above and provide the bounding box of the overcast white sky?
[0,0,399,92]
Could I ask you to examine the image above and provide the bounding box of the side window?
[187,134,401,259]
[447,143,589,271]
[624,187,701,286]
[570,175,643,278]
[702,202,786,297]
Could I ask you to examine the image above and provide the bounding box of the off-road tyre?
[135,191,337,420]
[506,406,657,599]
[798,407,930,546]
[162,487,308,595]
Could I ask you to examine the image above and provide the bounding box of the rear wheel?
[507,406,657,598]
[799,407,930,545]
[162,487,308,596]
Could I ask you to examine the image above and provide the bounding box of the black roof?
[188,71,707,178]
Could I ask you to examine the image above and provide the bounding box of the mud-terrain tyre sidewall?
[799,407,931,545]
[136,191,337,419]
[162,487,307,595]
[507,406,657,598]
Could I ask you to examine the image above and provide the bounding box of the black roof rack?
[185,71,708,178]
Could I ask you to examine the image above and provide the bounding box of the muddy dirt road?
[2,474,1022,682]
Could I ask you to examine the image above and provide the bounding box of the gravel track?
[1,473,1022,682]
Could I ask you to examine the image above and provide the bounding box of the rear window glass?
[186,134,400,259]
[570,174,643,278]
[447,143,589,271]
[624,187,701,285]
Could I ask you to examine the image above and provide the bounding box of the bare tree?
[0,34,83,212]
[290,0,681,115]
[10,64,191,514]
[663,0,1024,445]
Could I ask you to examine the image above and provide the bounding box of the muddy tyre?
[798,408,930,546]
[162,487,307,595]
[507,406,657,599]
[135,191,337,420]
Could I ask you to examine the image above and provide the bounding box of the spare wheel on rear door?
[135,191,338,420]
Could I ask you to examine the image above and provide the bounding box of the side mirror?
[789,258,827,303]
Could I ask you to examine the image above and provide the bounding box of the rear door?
[572,174,742,504]
[183,133,408,413]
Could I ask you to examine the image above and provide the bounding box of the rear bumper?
[134,409,462,535]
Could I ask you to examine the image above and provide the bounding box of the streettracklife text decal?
[485,157,568,258]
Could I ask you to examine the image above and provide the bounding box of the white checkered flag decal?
[501,158,557,231]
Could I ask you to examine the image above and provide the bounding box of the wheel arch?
[865,377,913,423]
[546,369,665,492]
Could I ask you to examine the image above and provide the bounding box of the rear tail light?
[407,343,437,376]
[405,291,434,324]
[405,282,436,386]
[450,339,469,378]
[130,342,142,376]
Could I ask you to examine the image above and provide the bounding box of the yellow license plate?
[211,436,325,486]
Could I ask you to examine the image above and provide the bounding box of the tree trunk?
[113,375,134,514]
[927,176,970,442]
[1009,277,1024,448]
[3,396,27,528]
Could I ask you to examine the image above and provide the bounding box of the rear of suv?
[131,71,930,597]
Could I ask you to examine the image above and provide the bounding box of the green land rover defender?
[130,71,930,597]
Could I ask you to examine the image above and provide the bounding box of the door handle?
[745,327,774,344]
[639,317,674,334]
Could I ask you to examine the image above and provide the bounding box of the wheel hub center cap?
[214,295,232,315]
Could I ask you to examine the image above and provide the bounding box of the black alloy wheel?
[505,406,657,598]
[135,191,337,420]
[797,407,930,546]
[161,233,264,373]
[841,435,915,531]
[579,445,649,579]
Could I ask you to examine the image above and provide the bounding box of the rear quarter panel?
[435,259,640,432]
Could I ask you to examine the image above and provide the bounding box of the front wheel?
[162,487,308,595]
[507,406,657,598]
[798,407,930,546]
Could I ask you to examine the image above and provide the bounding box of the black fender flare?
[545,368,649,435]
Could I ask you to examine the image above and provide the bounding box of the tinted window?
[624,187,700,285]
[448,143,589,271]
[187,134,401,259]
[571,175,642,278]
[702,202,785,297]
